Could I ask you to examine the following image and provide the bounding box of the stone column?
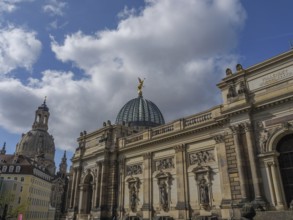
[243,122,264,202]
[214,135,232,203]
[230,125,248,201]
[98,162,105,208]
[93,163,101,208]
[73,167,82,209]
[118,157,125,219]
[264,162,276,206]
[174,144,188,220]
[92,182,96,210]
[78,184,84,214]
[70,168,77,208]
[142,152,152,219]
[269,160,285,210]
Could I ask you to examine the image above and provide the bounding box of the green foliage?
[0,190,30,218]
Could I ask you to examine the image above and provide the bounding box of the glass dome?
[116,95,165,128]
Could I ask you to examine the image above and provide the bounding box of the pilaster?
[174,144,189,219]
[230,125,248,202]
[142,152,153,219]
[242,122,266,205]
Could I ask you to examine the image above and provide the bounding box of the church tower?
[59,151,67,178]
[0,142,6,155]
[32,97,50,131]
[15,98,56,175]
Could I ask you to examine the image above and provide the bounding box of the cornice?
[217,50,293,88]
[119,120,224,153]
[252,93,293,112]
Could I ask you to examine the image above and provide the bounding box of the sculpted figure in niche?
[199,177,209,204]
[129,183,137,211]
[259,129,269,153]
[159,182,168,209]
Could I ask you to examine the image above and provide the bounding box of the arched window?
[277,134,293,206]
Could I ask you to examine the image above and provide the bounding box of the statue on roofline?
[137,77,145,96]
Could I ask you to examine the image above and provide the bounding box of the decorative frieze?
[143,152,152,160]
[173,144,185,152]
[126,164,142,176]
[229,125,240,134]
[189,149,215,165]
[213,135,224,144]
[154,158,174,171]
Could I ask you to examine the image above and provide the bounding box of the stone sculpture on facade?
[199,177,209,205]
[259,129,269,153]
[155,158,174,170]
[159,181,168,211]
[189,150,214,165]
[129,183,137,212]
[126,164,142,176]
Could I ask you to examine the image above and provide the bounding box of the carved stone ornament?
[226,68,233,76]
[126,164,142,176]
[236,63,244,72]
[213,135,224,144]
[189,150,215,165]
[155,158,174,171]
[159,180,168,211]
[192,166,212,210]
[259,129,269,153]
[227,85,236,98]
[127,177,140,212]
[238,81,247,95]
[155,171,172,212]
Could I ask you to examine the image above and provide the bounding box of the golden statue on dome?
[137,77,145,96]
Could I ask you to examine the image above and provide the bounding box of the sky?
[1,0,293,168]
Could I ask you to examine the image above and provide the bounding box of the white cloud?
[0,25,42,74]
[0,0,33,15]
[0,0,246,152]
[43,0,67,16]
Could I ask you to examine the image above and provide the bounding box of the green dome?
[116,95,165,128]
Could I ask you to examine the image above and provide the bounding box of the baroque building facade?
[0,100,68,220]
[66,50,293,220]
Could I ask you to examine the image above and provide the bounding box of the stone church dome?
[116,78,165,129]
[17,130,55,161]
[16,98,56,175]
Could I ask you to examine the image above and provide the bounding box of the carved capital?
[143,152,152,160]
[118,156,125,166]
[174,144,185,152]
[213,135,224,143]
[241,122,252,132]
[266,161,277,168]
[282,122,291,130]
[230,125,240,134]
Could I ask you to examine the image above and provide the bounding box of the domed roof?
[116,95,165,128]
[15,99,56,175]
[17,130,55,160]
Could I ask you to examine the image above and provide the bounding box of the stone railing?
[185,112,213,127]
[125,133,143,144]
[119,107,219,148]
[152,124,174,137]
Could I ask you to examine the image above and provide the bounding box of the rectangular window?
[15,166,21,172]
[2,166,7,172]
[9,166,14,172]
[21,177,24,182]
[14,177,17,181]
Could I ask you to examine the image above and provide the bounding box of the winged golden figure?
[137,77,145,96]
